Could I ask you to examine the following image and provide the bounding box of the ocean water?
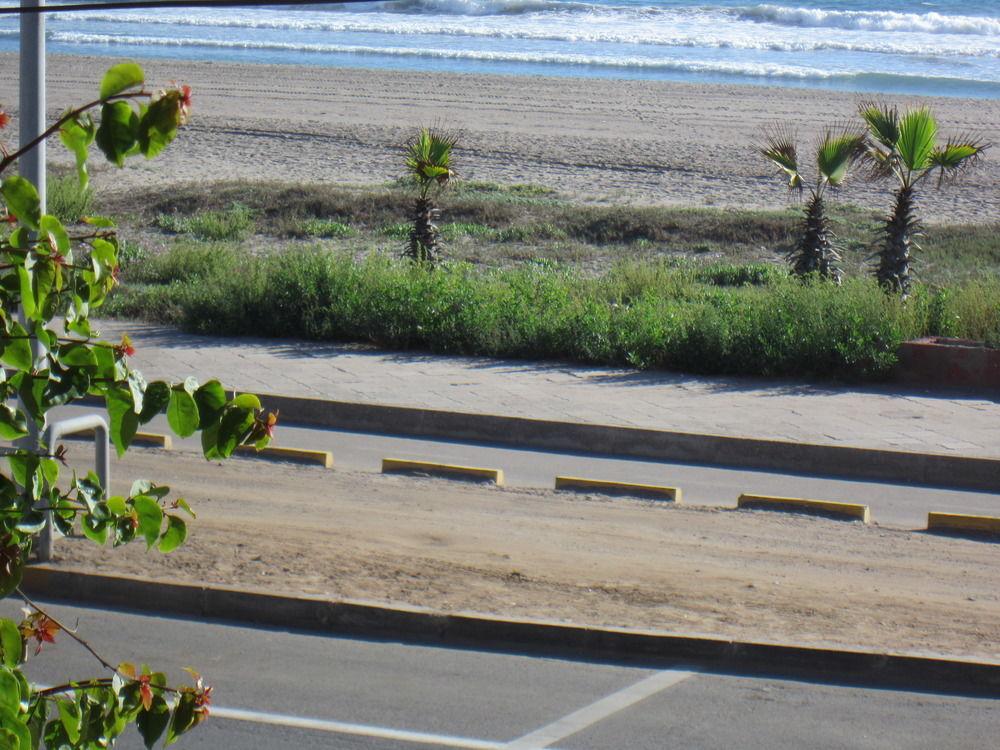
[1,0,998,97]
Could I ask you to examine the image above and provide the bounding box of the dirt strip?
[50,449,999,662]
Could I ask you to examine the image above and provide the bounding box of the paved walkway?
[99,319,1000,459]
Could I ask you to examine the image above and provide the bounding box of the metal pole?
[19,0,46,208]
[17,0,48,558]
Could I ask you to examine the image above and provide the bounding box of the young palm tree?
[403,128,456,264]
[860,104,988,296]
[760,128,866,282]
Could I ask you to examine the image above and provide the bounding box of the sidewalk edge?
[256,394,1000,491]
[21,567,1000,697]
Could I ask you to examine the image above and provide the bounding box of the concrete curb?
[927,512,1000,538]
[79,393,1000,492]
[382,458,504,485]
[234,445,334,468]
[738,494,871,523]
[21,567,1000,697]
[555,476,681,502]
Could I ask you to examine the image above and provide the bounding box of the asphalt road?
[5,599,997,750]
[50,404,1000,528]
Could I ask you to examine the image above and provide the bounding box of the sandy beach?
[1,53,998,223]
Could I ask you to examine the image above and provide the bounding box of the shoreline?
[1,53,998,223]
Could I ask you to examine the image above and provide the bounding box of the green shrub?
[112,248,1000,381]
[695,262,784,287]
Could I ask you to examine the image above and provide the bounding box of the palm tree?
[759,128,866,282]
[403,128,456,264]
[860,104,988,296]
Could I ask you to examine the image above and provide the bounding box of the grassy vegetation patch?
[47,174,93,224]
[156,202,255,241]
[108,245,1000,379]
[102,180,998,283]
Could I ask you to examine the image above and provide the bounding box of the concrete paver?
[98,319,1000,459]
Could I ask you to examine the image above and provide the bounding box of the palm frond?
[859,102,899,150]
[404,128,457,188]
[759,130,801,191]
[816,130,866,187]
[928,137,989,187]
[896,108,938,172]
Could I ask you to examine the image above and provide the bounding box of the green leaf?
[81,514,109,545]
[231,393,261,411]
[0,670,18,715]
[0,621,23,669]
[83,214,116,228]
[0,176,41,231]
[139,381,170,424]
[128,370,147,415]
[157,515,186,553]
[167,388,199,438]
[0,705,30,750]
[95,101,139,168]
[130,481,169,502]
[138,95,181,160]
[39,458,59,487]
[0,555,22,600]
[133,495,163,549]
[137,696,170,750]
[0,322,33,371]
[106,389,138,457]
[39,214,71,255]
[214,406,255,459]
[57,343,98,368]
[173,498,196,519]
[7,453,37,489]
[194,380,226,428]
[165,692,199,747]
[59,115,96,192]
[0,406,27,441]
[57,699,81,745]
[15,267,35,321]
[106,495,128,516]
[100,62,145,99]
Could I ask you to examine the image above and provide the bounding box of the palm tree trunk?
[789,192,841,282]
[408,196,440,263]
[877,184,919,296]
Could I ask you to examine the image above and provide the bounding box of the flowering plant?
[0,62,274,748]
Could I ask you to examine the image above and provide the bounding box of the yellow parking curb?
[381,458,504,485]
[554,476,681,502]
[927,512,1000,538]
[234,445,333,468]
[66,429,172,449]
[738,493,870,523]
[133,432,173,449]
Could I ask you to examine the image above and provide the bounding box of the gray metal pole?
[19,0,46,208]
[17,0,48,559]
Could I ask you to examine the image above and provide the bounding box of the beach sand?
[1,53,998,223]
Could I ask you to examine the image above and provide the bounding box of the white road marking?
[211,706,508,749]
[504,669,696,749]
